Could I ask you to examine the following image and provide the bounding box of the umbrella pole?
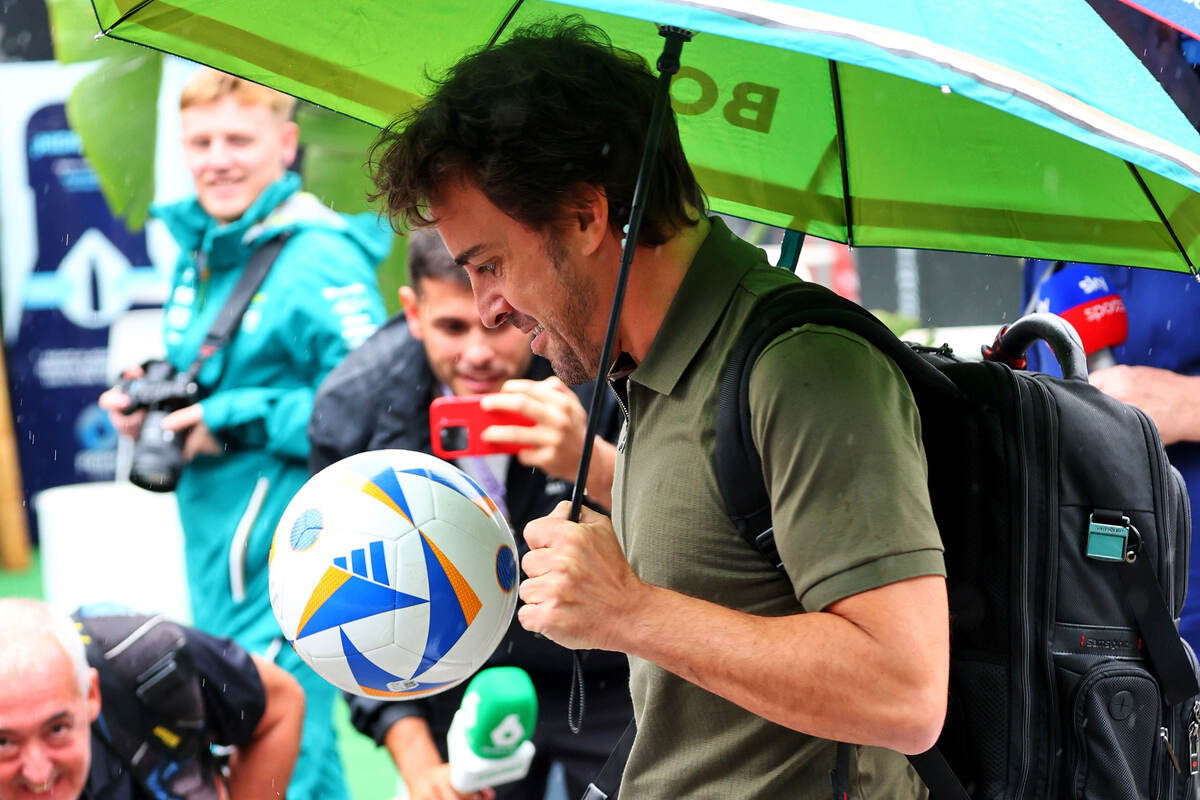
[567,25,693,523]
[562,25,692,737]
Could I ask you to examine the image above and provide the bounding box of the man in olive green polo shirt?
[369,18,949,799]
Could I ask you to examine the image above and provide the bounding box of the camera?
[117,360,206,492]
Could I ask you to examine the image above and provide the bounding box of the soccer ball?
[268,449,519,699]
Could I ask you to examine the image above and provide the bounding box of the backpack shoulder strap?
[713,281,971,800]
[715,280,957,569]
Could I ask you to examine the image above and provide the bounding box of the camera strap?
[181,231,292,384]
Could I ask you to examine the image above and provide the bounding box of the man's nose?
[460,329,495,367]
[19,741,55,786]
[475,286,514,330]
[205,139,234,167]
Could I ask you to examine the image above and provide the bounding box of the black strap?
[1090,509,1200,705]
[74,611,214,798]
[1087,509,1198,704]
[1121,554,1199,704]
[715,281,961,568]
[716,281,974,799]
[181,233,291,384]
[830,742,851,799]
[909,747,972,800]
[581,718,635,800]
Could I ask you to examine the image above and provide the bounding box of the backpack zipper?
[1008,366,1036,798]
[1189,701,1199,778]
[1162,726,1183,773]
[1016,373,1060,798]
[1135,405,1175,613]
[1033,378,1061,800]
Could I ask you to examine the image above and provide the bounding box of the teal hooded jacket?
[153,172,389,648]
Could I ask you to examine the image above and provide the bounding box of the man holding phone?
[308,229,631,800]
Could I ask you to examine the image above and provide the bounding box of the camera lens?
[129,409,186,492]
[440,426,469,454]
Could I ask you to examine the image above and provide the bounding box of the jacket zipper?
[229,476,269,603]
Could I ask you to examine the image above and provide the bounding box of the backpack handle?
[989,312,1089,382]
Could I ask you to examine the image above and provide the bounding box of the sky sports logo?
[1082,296,1125,323]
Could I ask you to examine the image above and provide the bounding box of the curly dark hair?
[369,17,705,246]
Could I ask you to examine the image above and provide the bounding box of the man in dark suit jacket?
[308,229,630,800]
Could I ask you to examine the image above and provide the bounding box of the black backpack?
[74,608,224,800]
[715,281,1200,800]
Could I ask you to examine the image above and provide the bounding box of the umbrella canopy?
[1112,0,1200,41]
[91,0,1200,273]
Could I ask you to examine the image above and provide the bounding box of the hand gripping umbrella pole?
[563,25,693,736]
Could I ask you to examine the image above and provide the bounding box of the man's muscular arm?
[518,502,948,754]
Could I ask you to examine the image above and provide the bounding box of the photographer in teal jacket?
[101,69,388,800]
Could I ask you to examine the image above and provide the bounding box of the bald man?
[0,599,303,800]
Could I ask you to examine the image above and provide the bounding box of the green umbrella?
[89,0,1200,274]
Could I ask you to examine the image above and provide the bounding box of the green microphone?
[448,666,538,791]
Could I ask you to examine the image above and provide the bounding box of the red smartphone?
[429,394,536,459]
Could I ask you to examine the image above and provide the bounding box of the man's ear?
[86,667,101,722]
[399,285,424,340]
[279,121,300,169]
[568,183,610,257]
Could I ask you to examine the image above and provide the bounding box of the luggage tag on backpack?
[1084,513,1131,562]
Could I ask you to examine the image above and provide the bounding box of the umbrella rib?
[98,0,156,35]
[828,60,853,247]
[487,0,528,48]
[1125,161,1199,279]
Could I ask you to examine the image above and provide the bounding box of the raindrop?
[1148,348,1154,356]
[1043,166,1060,195]
[1167,319,1173,331]
[601,143,611,157]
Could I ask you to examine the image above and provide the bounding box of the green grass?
[335,696,403,800]
[0,548,43,598]
[0,549,400,800]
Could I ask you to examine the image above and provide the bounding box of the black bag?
[715,280,1200,800]
[74,609,225,800]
